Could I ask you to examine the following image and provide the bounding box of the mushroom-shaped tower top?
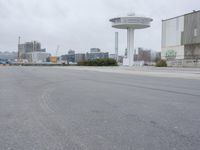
[110,13,153,29]
[109,13,153,66]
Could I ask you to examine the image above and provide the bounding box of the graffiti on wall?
[165,50,177,58]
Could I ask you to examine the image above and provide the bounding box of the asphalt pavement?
[0,67,200,150]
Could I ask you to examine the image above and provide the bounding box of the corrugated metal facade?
[162,11,200,61]
[162,16,184,59]
[182,12,200,45]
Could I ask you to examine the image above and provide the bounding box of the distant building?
[61,50,76,63]
[109,54,123,63]
[162,10,200,67]
[61,54,75,63]
[134,48,152,64]
[61,49,109,63]
[123,47,160,65]
[75,53,85,63]
[86,48,109,60]
[47,56,58,64]
[0,51,17,60]
[109,54,116,59]
[18,41,46,61]
[137,48,151,62]
[155,52,161,62]
[26,52,51,63]
[68,49,75,55]
[90,48,101,53]
[118,56,124,63]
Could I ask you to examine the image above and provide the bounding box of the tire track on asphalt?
[12,68,89,149]
[81,78,200,97]
[36,84,89,150]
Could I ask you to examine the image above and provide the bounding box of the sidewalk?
[63,66,200,80]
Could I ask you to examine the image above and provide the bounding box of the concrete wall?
[167,59,200,67]
[162,46,185,60]
[184,44,200,59]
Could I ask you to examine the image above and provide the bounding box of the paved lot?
[0,67,200,150]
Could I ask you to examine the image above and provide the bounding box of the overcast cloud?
[0,0,200,55]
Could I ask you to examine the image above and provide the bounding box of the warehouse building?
[162,10,200,67]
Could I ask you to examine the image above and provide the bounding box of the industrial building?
[26,52,51,63]
[18,41,45,59]
[162,10,200,67]
[18,41,49,63]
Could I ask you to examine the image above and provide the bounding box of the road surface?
[0,67,200,150]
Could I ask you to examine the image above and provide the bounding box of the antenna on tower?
[127,12,135,16]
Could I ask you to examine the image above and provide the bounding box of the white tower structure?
[110,13,153,66]
[115,32,119,62]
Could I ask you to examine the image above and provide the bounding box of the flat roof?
[162,10,200,22]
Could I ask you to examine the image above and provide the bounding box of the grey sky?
[0,0,200,55]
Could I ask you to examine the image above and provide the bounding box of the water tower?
[110,13,153,66]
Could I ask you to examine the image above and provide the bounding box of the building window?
[194,28,198,37]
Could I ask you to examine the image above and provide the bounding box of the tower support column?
[115,32,119,62]
[127,28,134,66]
